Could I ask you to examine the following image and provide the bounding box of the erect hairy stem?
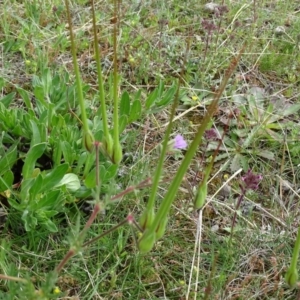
[55,248,75,273]
[0,274,27,283]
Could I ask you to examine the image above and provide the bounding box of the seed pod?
[103,134,114,158]
[194,181,207,210]
[112,141,122,164]
[285,267,298,287]
[138,230,156,253]
[83,130,95,152]
[139,208,155,230]
[155,217,168,240]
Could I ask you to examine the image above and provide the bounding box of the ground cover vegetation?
[0,0,300,299]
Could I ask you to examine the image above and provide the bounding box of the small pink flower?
[204,128,219,141]
[241,170,263,191]
[173,134,187,149]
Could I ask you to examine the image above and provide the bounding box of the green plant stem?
[65,0,89,134]
[140,45,245,250]
[112,0,119,147]
[91,0,111,147]
[285,225,300,286]
[195,120,230,210]
[291,227,300,272]
[147,100,219,237]
[145,82,180,214]
[55,144,103,274]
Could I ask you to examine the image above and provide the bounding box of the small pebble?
[274,26,286,36]
[204,3,219,13]
[218,184,231,199]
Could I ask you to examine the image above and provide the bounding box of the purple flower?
[241,170,263,191]
[215,5,229,17]
[173,134,187,150]
[202,19,217,33]
[204,128,219,141]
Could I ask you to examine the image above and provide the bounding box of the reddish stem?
[82,214,136,248]
[83,203,101,232]
[55,248,75,273]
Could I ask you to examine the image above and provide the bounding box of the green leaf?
[99,165,108,181]
[0,92,15,107]
[74,186,92,198]
[28,173,43,199]
[73,152,88,174]
[39,123,47,143]
[20,178,36,203]
[281,103,300,116]
[129,99,142,122]
[230,154,242,172]
[22,211,38,231]
[0,171,14,193]
[41,218,58,232]
[85,164,117,188]
[239,155,249,171]
[85,168,97,188]
[83,151,96,177]
[105,164,118,180]
[61,141,74,165]
[55,173,80,192]
[263,128,283,141]
[33,86,48,108]
[8,197,24,210]
[120,91,130,117]
[134,89,142,102]
[145,89,158,109]
[34,190,63,210]
[156,83,176,107]
[242,126,259,149]
[30,120,41,147]
[268,103,300,123]
[119,115,128,134]
[256,149,275,160]
[157,80,164,95]
[41,163,69,192]
[0,144,18,174]
[52,140,62,166]
[22,143,47,179]
[17,88,35,116]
